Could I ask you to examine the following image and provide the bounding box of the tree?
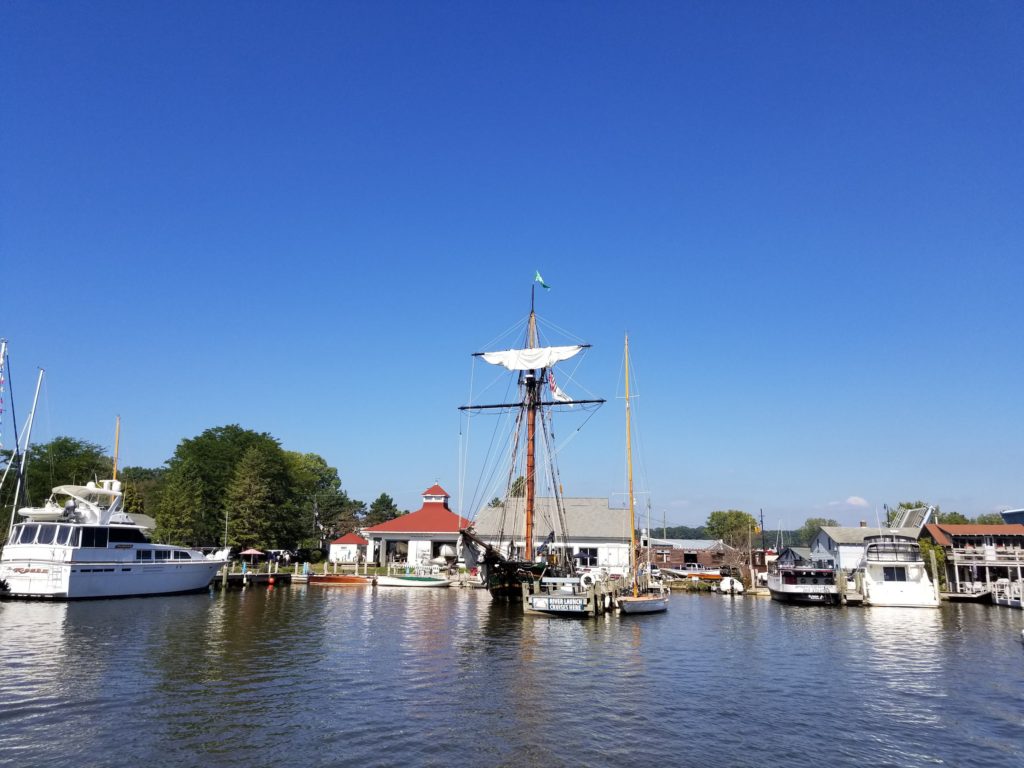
[509,475,525,497]
[119,466,167,517]
[919,537,947,590]
[937,511,970,525]
[704,510,759,547]
[155,457,205,546]
[365,493,399,527]
[284,451,363,547]
[797,518,838,547]
[974,513,1005,525]
[165,425,285,545]
[488,497,503,508]
[225,445,285,548]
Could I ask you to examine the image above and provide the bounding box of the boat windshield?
[865,540,922,562]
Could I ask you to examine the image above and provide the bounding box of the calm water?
[1,586,1022,768]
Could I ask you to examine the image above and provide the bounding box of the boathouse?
[328,532,369,563]
[362,484,471,567]
[920,523,1024,594]
[469,497,632,573]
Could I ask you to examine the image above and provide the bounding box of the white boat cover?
[481,345,583,371]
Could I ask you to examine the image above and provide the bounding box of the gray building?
[468,497,632,573]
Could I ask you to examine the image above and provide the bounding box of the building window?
[883,566,907,581]
[576,547,598,567]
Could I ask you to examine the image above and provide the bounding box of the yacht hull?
[0,559,224,600]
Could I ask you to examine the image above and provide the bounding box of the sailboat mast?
[112,415,121,481]
[524,308,538,561]
[6,368,44,542]
[625,334,638,598]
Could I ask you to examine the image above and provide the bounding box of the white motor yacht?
[1,480,226,600]
[858,533,939,608]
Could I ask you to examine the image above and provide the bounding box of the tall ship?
[458,285,622,615]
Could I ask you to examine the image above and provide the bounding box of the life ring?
[581,573,595,588]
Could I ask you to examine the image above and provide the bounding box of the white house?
[812,525,922,571]
[328,532,369,563]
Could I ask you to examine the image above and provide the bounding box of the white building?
[468,497,632,574]
[328,532,368,563]
[812,525,922,571]
[362,484,470,566]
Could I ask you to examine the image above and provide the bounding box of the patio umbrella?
[240,548,263,564]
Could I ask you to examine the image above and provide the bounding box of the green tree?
[704,509,759,547]
[937,510,970,525]
[119,466,167,517]
[155,457,205,546]
[509,475,525,497]
[166,425,284,545]
[488,497,503,508]
[919,537,947,590]
[225,445,286,548]
[284,451,362,547]
[797,517,838,547]
[974,512,1005,525]
[365,493,399,526]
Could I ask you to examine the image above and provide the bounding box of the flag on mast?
[534,270,551,290]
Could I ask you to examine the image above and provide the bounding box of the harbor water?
[1,586,1021,767]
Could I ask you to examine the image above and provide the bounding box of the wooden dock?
[213,572,293,589]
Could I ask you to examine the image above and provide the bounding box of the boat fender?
[604,593,611,609]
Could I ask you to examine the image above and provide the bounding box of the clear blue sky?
[2,2,1021,528]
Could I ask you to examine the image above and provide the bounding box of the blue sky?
[2,2,1021,527]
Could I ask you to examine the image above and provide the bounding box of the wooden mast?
[524,292,538,561]
[625,334,638,598]
[112,415,121,481]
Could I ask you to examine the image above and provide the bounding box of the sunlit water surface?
[1,587,1021,767]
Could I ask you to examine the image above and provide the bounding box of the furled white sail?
[481,345,583,371]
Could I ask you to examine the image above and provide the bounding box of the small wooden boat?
[376,573,450,588]
[308,573,375,586]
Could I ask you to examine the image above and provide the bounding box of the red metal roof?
[331,532,369,545]
[422,483,449,497]
[363,502,470,534]
[924,522,1024,547]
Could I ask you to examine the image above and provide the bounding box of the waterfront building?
[328,532,369,563]
[469,497,632,575]
[643,536,730,570]
[920,522,1024,596]
[362,484,470,567]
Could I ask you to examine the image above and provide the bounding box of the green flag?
[534,270,551,290]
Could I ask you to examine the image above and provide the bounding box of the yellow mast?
[625,334,638,598]
[112,415,121,481]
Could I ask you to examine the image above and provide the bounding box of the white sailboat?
[617,334,668,615]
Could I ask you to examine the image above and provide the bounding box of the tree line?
[0,424,403,550]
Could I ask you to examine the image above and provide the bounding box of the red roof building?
[327,531,370,563]
[921,522,1024,597]
[362,484,470,565]
[331,532,369,546]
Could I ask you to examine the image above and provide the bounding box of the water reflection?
[1,591,1022,767]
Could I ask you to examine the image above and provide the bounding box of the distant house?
[469,497,632,573]
[812,525,921,571]
[362,484,471,567]
[328,532,368,563]
[776,546,834,568]
[921,523,1024,592]
[642,536,729,570]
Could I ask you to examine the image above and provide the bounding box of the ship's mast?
[625,334,638,598]
[112,415,121,481]
[524,293,538,561]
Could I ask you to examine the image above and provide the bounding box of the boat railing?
[864,542,923,562]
